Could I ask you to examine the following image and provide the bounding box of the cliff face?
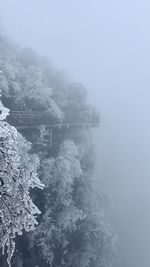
[0,33,116,267]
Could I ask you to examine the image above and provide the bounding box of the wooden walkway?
[6,110,100,129]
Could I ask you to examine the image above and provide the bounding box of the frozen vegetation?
[0,32,116,267]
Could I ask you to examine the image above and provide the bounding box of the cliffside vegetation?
[0,31,116,267]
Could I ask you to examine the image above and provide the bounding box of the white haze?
[1,0,150,266]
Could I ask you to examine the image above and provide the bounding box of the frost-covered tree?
[0,99,44,266]
[30,140,84,266]
[0,34,63,121]
[30,138,117,267]
[68,169,117,267]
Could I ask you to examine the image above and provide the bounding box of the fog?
[1,0,150,266]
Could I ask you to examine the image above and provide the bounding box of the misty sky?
[1,1,150,266]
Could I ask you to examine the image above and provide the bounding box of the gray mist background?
[1,1,150,266]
